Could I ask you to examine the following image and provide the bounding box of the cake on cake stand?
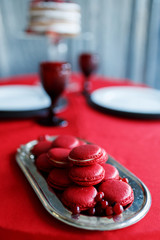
[25,0,81,125]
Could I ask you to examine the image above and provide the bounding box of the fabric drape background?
[0,0,160,89]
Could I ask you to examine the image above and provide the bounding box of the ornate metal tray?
[16,136,151,230]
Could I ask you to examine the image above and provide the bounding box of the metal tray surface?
[16,137,151,230]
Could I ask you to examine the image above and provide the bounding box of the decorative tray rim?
[16,136,151,231]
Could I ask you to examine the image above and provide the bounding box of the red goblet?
[79,53,99,96]
[39,61,71,126]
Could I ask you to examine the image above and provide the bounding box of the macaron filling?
[47,148,70,167]
[48,159,68,165]
[47,179,70,190]
[69,176,104,186]
[68,156,98,162]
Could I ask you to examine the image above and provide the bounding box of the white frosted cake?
[26,0,81,37]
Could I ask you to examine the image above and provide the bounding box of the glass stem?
[47,105,54,120]
[83,76,91,95]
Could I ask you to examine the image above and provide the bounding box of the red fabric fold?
[0,74,159,240]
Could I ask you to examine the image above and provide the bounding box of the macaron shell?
[69,144,102,160]
[99,179,134,206]
[35,153,53,172]
[102,163,119,181]
[47,148,70,168]
[52,135,80,149]
[31,140,52,156]
[47,168,72,190]
[69,164,105,186]
[96,148,108,165]
[68,144,103,166]
[62,185,97,211]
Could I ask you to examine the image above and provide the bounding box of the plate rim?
[89,86,160,119]
[0,84,51,111]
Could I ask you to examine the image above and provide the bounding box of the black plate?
[88,86,160,119]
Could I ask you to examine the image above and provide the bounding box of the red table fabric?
[0,74,159,240]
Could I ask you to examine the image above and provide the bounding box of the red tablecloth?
[0,74,159,240]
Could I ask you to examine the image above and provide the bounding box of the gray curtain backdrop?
[0,0,160,89]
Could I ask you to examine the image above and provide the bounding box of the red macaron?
[99,179,134,207]
[47,168,72,190]
[47,148,71,168]
[96,148,108,165]
[102,163,119,181]
[52,135,80,149]
[31,140,52,157]
[69,164,105,186]
[68,144,108,166]
[62,185,98,211]
[35,153,54,172]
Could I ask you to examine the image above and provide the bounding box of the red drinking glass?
[79,53,99,95]
[39,61,71,126]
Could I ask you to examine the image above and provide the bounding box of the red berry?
[101,200,108,209]
[71,205,80,215]
[88,207,95,216]
[95,205,104,216]
[105,206,113,216]
[122,178,129,184]
[38,135,49,141]
[113,203,124,215]
[95,192,104,202]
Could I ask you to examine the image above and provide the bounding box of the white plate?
[90,86,160,117]
[0,85,51,111]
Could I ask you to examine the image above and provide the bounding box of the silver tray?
[16,136,151,231]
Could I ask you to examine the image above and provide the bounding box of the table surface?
[0,74,159,240]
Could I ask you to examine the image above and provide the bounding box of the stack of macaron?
[31,134,134,217]
[32,135,83,189]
